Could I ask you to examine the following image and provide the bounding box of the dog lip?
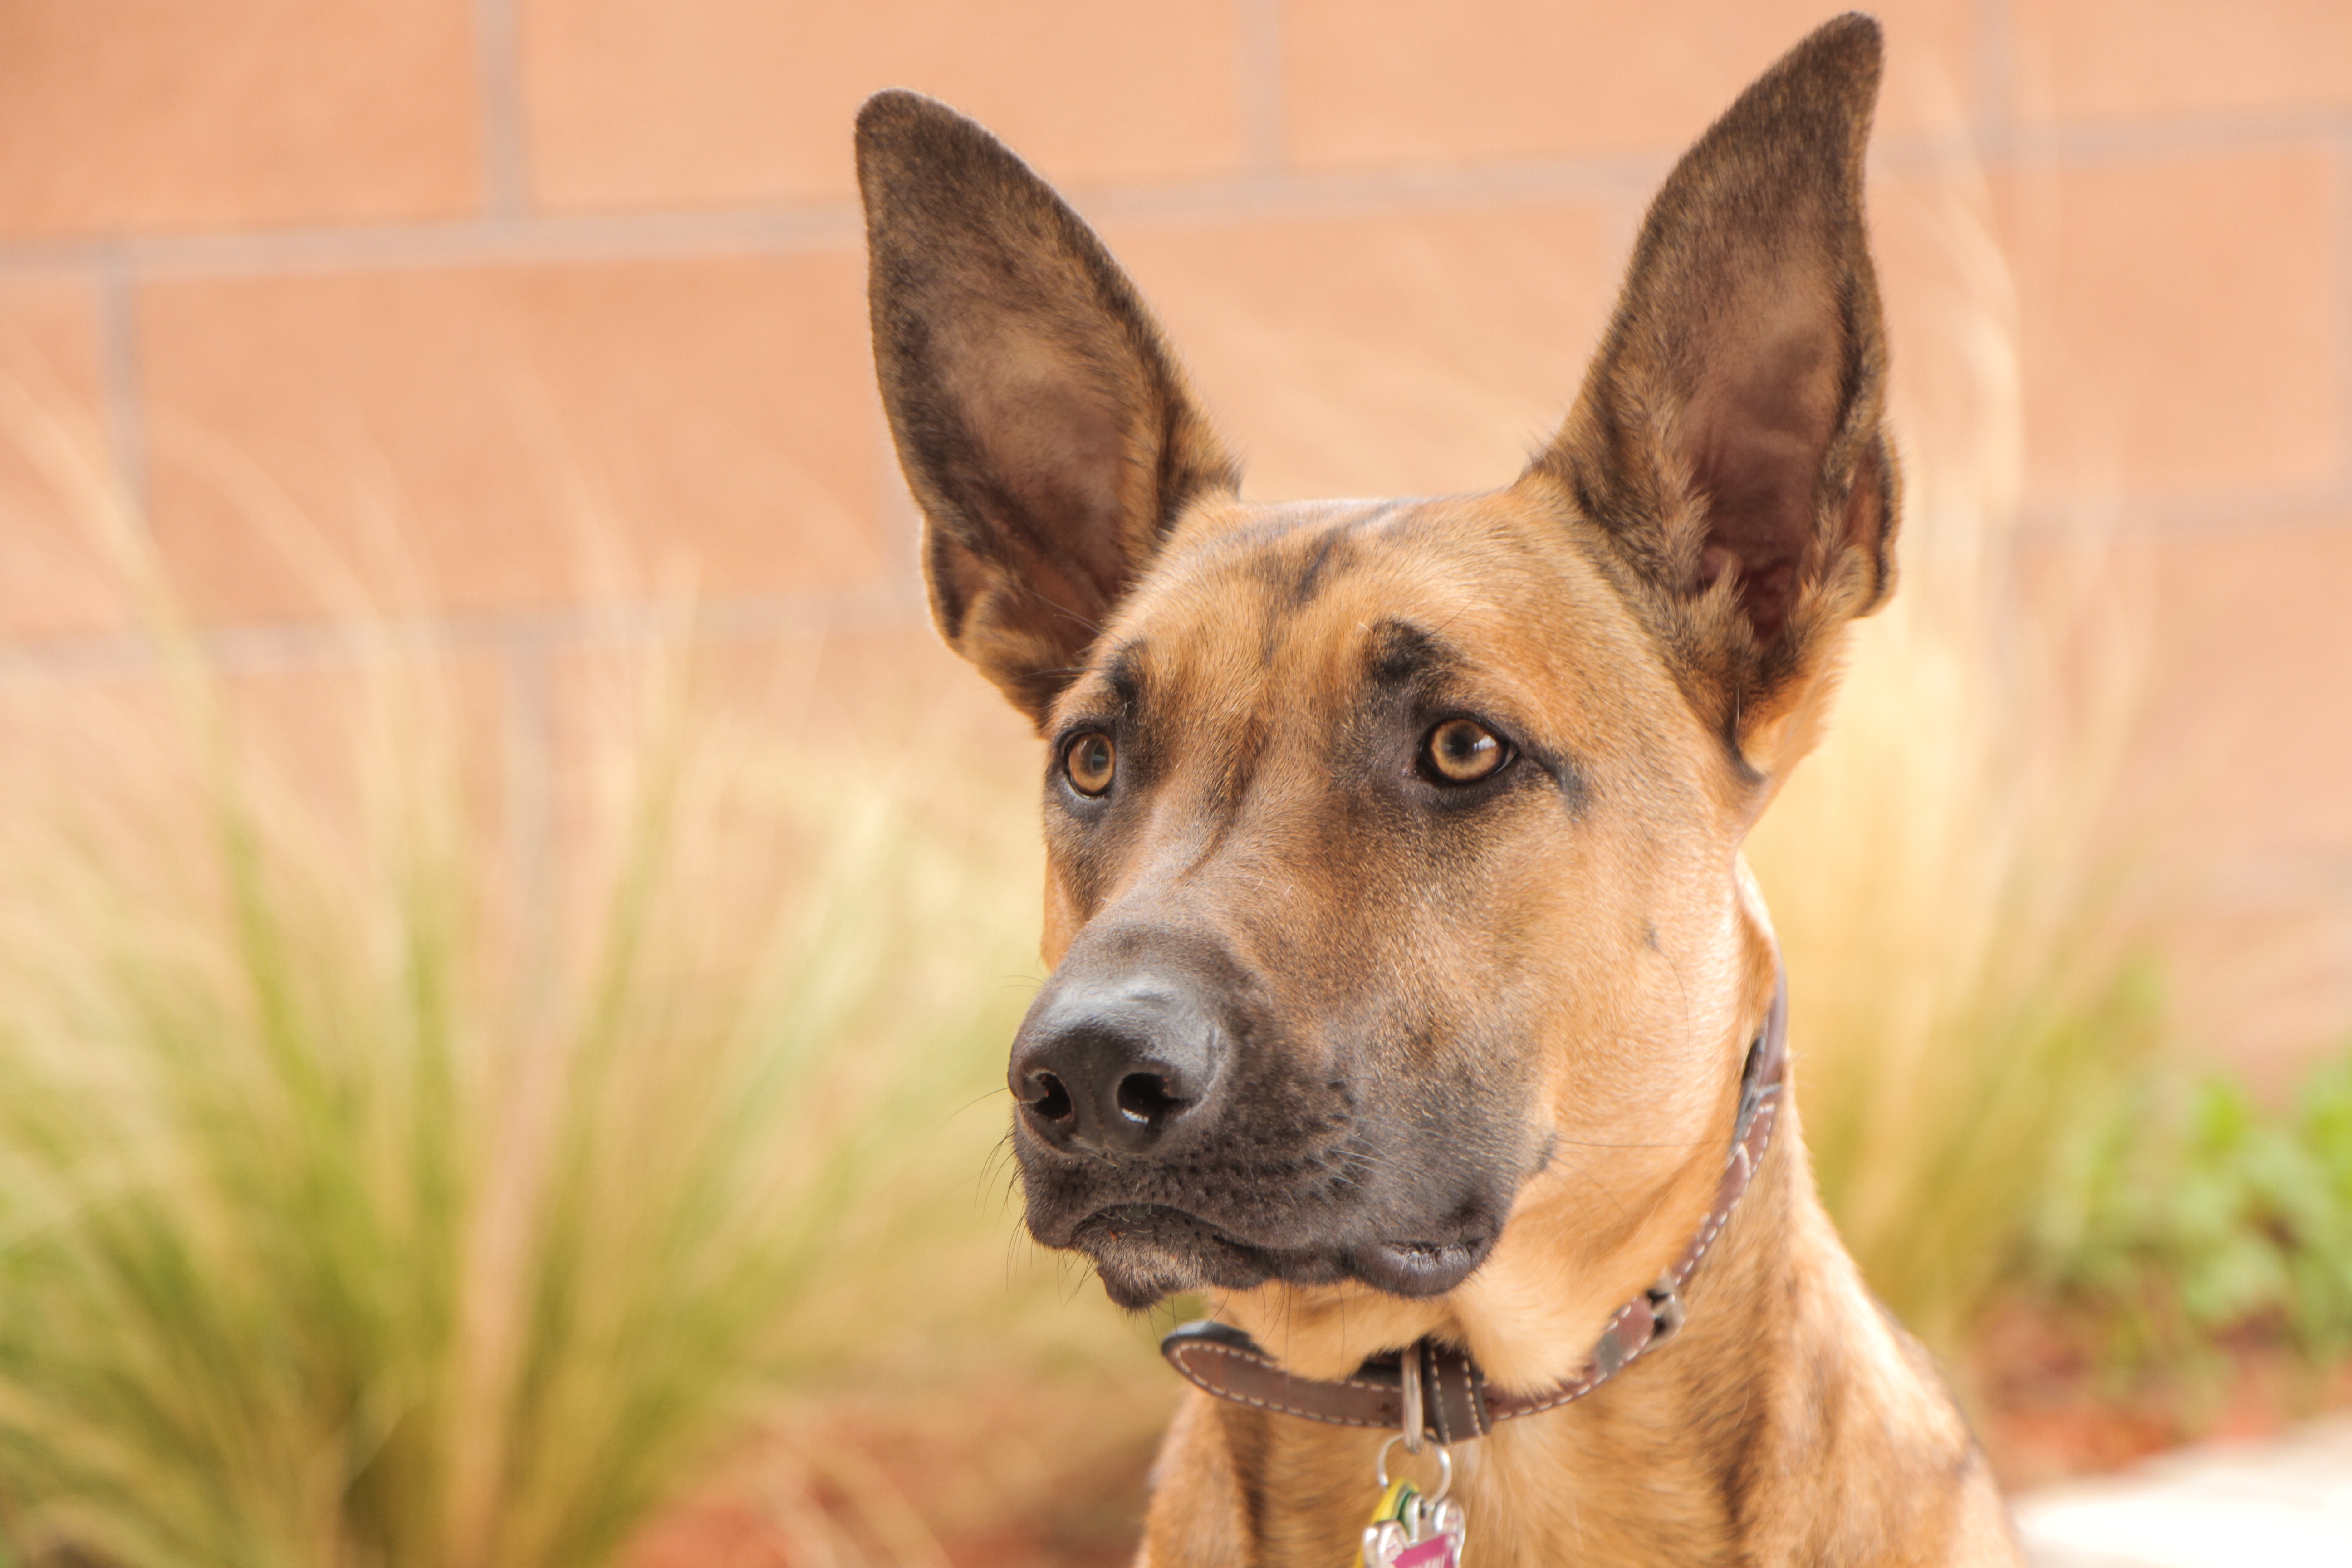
[1071,1202,1336,1264]
[1085,1201,1197,1234]
[1055,1203,1497,1306]
[1075,1201,1260,1253]
[1066,1203,1296,1309]
[1345,1235,1497,1297]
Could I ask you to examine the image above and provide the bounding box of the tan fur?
[858,14,2021,1566]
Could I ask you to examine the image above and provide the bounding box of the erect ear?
[856,90,1239,727]
[1529,13,1897,779]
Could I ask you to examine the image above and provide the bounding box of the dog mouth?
[1067,1203,1496,1310]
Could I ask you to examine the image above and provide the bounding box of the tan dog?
[857,14,2018,1566]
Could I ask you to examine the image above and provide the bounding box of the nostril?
[1116,1071,1185,1127]
[1029,1072,1073,1124]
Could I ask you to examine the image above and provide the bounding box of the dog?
[856,13,2019,1566]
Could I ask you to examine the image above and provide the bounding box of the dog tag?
[1361,1482,1465,1568]
[1392,1537,1459,1568]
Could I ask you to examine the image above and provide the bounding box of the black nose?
[1009,974,1221,1154]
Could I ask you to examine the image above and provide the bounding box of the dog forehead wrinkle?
[1264,500,1409,607]
[1284,529,1344,612]
[1362,618,1457,691]
[1101,638,1145,709]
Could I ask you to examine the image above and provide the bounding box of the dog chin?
[1062,1204,1493,1310]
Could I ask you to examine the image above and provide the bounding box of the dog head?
[858,16,1894,1367]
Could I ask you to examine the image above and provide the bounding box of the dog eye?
[1064,731,1117,796]
[1423,719,1508,784]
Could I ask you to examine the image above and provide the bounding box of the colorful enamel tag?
[1360,1441,1466,1568]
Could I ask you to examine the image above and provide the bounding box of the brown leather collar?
[1161,961,1788,1445]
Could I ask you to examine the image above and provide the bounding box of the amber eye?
[1065,731,1116,796]
[1424,718,1507,784]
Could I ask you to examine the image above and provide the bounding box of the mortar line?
[2016,484,2352,540]
[871,397,924,594]
[10,477,2338,684]
[0,208,869,281]
[2002,112,2352,166]
[0,588,932,681]
[1970,0,2014,158]
[1236,0,1287,177]
[93,249,153,530]
[1596,165,1655,279]
[0,115,2338,284]
[472,0,530,220]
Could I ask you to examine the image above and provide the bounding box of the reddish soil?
[1967,1300,2352,1492]
[625,1376,1168,1568]
[630,1311,2352,1567]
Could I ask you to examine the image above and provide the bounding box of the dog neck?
[1168,1094,1981,1567]
[1161,962,1789,1445]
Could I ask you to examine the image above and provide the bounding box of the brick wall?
[0,1,2346,1070]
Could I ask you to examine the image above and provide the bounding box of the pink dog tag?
[1360,1481,1466,1568]
[1392,1534,1459,1568]
[1360,1437,1466,1568]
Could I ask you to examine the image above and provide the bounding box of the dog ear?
[857,90,1240,727]
[1529,14,1896,778]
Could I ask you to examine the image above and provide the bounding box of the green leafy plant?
[2035,1044,2352,1370]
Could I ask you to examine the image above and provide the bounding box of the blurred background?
[0,3,2347,1565]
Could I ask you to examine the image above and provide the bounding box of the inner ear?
[938,326,1137,609]
[1525,14,1897,759]
[1686,268,1846,643]
[858,89,1238,728]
